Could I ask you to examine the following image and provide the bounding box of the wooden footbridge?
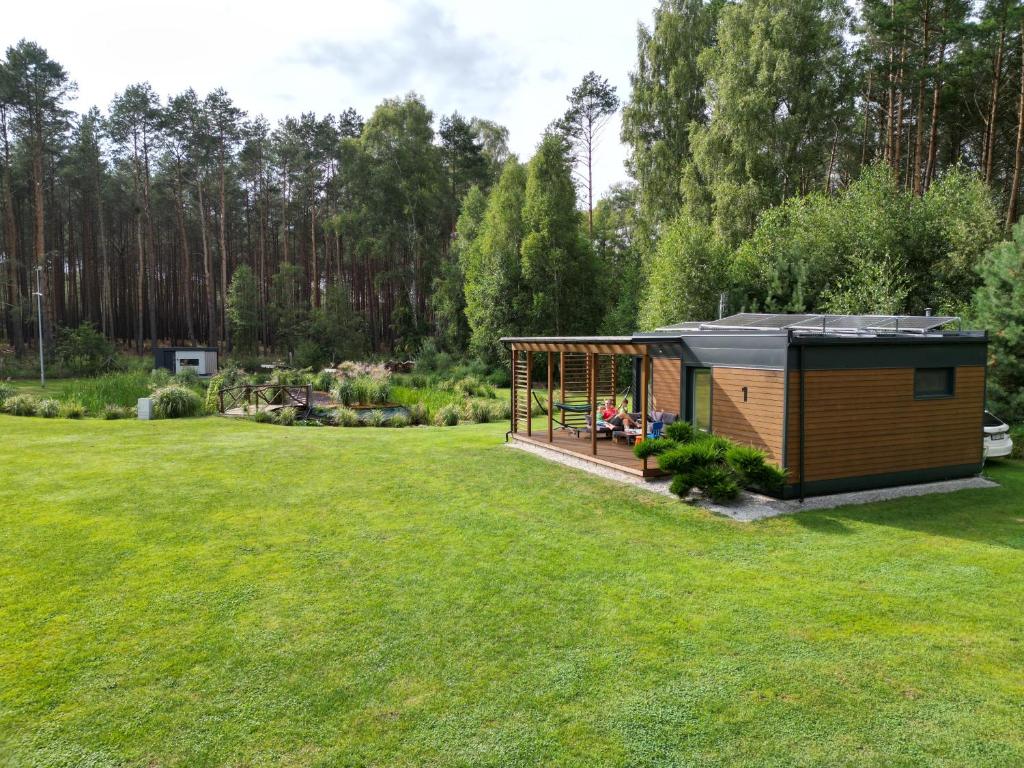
[218,384,313,417]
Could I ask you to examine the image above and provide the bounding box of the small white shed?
[154,347,218,376]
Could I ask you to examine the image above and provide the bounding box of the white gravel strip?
[505,440,999,522]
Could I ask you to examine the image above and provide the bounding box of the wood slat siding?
[786,366,984,483]
[711,368,786,466]
[652,358,681,415]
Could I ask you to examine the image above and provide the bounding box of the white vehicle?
[983,411,1014,459]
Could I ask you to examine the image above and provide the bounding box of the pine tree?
[226,264,259,354]
[973,221,1024,421]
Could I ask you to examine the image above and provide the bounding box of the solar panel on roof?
[654,312,959,335]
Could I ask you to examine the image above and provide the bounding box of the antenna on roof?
[718,292,727,319]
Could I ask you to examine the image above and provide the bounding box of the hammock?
[531,386,633,432]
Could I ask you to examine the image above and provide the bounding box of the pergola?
[503,337,660,476]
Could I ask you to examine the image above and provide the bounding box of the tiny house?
[503,313,988,499]
[153,347,219,377]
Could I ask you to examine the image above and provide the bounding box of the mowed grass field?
[1,415,1022,767]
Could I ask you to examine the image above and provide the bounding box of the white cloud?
[3,0,652,198]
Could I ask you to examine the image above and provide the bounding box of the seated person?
[600,398,637,430]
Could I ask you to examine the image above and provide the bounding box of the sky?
[4,0,653,199]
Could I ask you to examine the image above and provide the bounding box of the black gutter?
[798,341,805,503]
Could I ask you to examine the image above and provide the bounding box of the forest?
[1,0,1024,418]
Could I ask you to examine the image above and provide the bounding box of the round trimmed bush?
[37,398,61,418]
[3,394,38,416]
[664,420,696,444]
[691,465,740,503]
[657,441,722,475]
[151,385,203,419]
[725,444,768,477]
[670,473,695,498]
[633,437,676,459]
[59,399,86,419]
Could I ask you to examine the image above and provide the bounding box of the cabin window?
[914,367,955,399]
[690,367,712,432]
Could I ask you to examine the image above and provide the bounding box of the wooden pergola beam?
[511,341,646,356]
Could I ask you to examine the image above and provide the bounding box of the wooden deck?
[511,430,665,478]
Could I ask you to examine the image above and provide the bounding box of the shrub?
[664,420,696,444]
[269,367,308,386]
[148,368,172,388]
[690,465,741,503]
[3,394,38,416]
[367,375,391,404]
[332,378,355,406]
[657,441,722,475]
[60,399,87,419]
[102,404,133,420]
[37,398,61,418]
[366,409,387,427]
[308,369,336,392]
[695,433,732,458]
[490,400,512,420]
[0,382,15,402]
[333,406,361,427]
[435,403,460,426]
[54,323,115,375]
[670,473,695,498]
[407,402,429,425]
[748,462,788,493]
[274,406,297,426]
[725,444,768,478]
[1012,425,1024,459]
[633,437,676,459]
[204,365,250,412]
[151,385,203,419]
[173,368,201,388]
[467,399,492,423]
[249,410,275,424]
[389,414,410,428]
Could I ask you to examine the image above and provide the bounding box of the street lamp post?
[33,265,45,388]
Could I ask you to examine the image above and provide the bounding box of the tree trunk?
[219,159,230,351]
[925,21,947,188]
[1006,21,1024,229]
[174,172,196,342]
[985,15,1007,184]
[197,182,216,345]
[135,217,145,353]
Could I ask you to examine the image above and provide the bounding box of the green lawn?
[1,416,1022,767]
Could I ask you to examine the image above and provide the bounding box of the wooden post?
[641,351,649,471]
[559,351,565,407]
[611,355,617,405]
[547,351,553,443]
[511,349,517,433]
[590,352,598,456]
[526,352,533,437]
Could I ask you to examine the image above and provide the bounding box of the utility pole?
[33,265,44,388]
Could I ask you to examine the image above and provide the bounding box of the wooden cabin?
[502,313,988,499]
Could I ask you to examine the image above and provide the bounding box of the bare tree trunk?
[925,24,947,188]
[861,71,874,165]
[913,3,930,195]
[173,174,195,342]
[985,16,1007,184]
[310,203,319,307]
[894,47,906,172]
[1,136,23,352]
[135,217,144,353]
[197,182,216,345]
[218,161,230,351]
[1006,21,1024,229]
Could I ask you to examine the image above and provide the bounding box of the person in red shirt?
[599,398,637,430]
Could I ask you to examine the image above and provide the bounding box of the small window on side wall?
[914,367,955,399]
